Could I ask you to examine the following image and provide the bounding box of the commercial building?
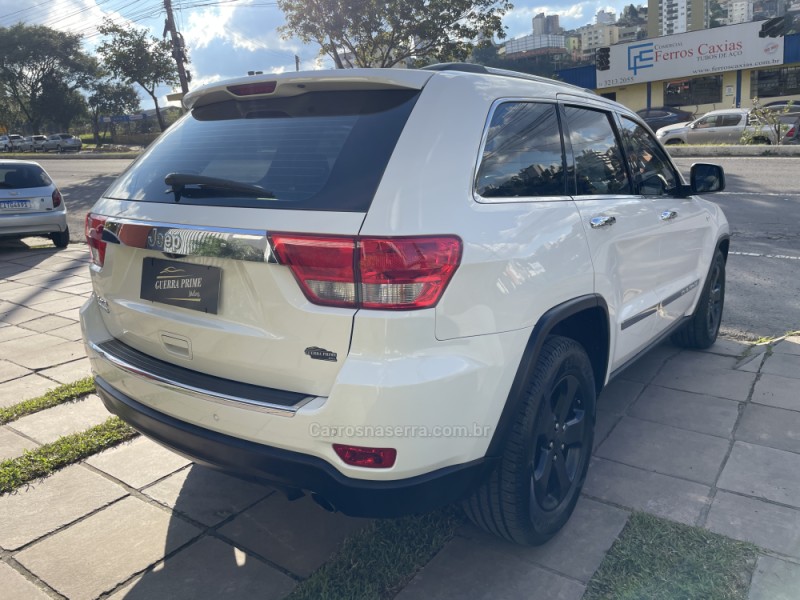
[559,20,800,115]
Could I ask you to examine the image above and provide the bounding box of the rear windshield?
[0,164,51,189]
[105,89,420,211]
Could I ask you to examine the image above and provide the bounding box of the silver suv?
[81,64,729,545]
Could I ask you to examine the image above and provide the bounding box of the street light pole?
[164,0,190,95]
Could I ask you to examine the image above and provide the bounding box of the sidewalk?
[1,241,799,599]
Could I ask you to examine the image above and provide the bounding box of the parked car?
[656,108,779,145]
[42,133,82,153]
[0,160,69,247]
[16,137,35,153]
[0,134,24,152]
[781,113,800,144]
[762,99,800,115]
[635,106,694,130]
[81,65,728,545]
[29,135,48,152]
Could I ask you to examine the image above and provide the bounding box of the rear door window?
[104,90,420,212]
[563,106,630,195]
[475,102,566,198]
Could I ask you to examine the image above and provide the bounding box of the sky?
[0,0,629,106]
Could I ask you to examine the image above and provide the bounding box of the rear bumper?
[0,210,67,237]
[96,376,495,517]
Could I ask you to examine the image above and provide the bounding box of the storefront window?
[751,66,800,98]
[663,76,722,106]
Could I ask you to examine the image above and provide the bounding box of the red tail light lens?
[359,238,462,309]
[52,189,62,208]
[786,126,795,137]
[85,213,108,267]
[270,235,356,308]
[333,444,397,468]
[270,234,462,310]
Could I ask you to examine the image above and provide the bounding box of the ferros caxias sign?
[596,20,784,89]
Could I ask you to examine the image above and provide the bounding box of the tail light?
[85,213,108,267]
[52,189,62,208]
[270,234,462,310]
[333,444,397,468]
[786,126,795,137]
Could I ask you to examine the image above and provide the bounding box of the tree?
[277,0,513,68]
[0,24,96,132]
[87,78,141,145]
[741,99,794,146]
[98,19,178,131]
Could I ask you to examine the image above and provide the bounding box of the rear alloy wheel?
[672,248,726,349]
[50,227,70,249]
[464,335,596,545]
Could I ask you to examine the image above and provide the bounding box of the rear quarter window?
[105,89,420,212]
[475,102,566,199]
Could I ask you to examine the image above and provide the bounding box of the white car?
[0,160,69,247]
[80,65,729,545]
[0,134,24,152]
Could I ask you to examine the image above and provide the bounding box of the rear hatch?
[88,70,432,397]
[0,163,55,213]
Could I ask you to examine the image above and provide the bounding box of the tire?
[50,227,70,249]
[671,248,726,349]
[464,335,596,545]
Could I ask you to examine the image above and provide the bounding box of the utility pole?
[164,0,190,95]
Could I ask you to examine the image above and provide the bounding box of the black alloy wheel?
[530,372,588,512]
[464,335,596,545]
[672,248,726,349]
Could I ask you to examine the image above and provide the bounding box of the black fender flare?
[485,294,609,458]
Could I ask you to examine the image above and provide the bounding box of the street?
[42,156,800,340]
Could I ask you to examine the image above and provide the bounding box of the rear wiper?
[164,173,275,202]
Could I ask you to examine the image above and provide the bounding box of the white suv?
[80,65,729,545]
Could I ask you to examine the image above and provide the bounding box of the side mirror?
[690,163,725,193]
[689,121,697,129]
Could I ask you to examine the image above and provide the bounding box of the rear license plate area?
[141,258,221,314]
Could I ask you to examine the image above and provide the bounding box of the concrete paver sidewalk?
[2,241,800,599]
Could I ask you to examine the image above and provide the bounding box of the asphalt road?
[673,157,800,339]
[41,155,800,340]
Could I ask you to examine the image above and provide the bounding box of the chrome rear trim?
[102,217,273,263]
[89,340,313,417]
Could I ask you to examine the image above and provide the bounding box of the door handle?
[660,210,678,221]
[590,216,616,229]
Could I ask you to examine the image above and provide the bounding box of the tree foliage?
[0,24,96,132]
[87,77,142,145]
[98,19,178,130]
[277,0,513,68]
[740,99,795,146]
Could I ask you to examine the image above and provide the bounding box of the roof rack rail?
[421,62,593,94]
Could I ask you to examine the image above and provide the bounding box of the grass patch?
[584,512,758,600]
[0,377,95,425]
[287,506,465,600]
[0,417,137,494]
